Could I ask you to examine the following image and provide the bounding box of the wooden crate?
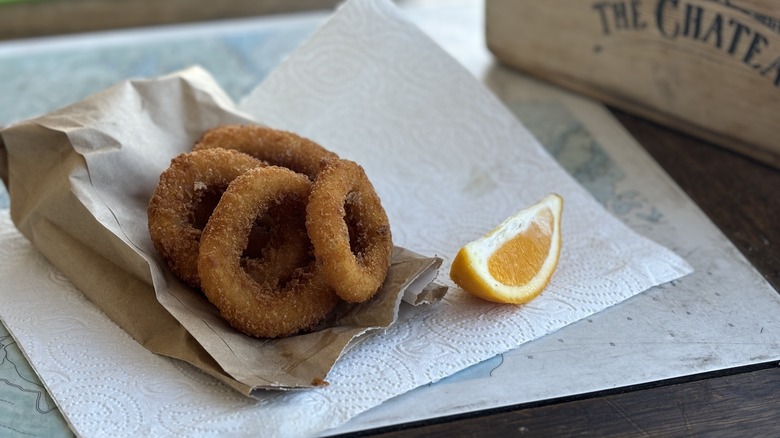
[0,0,342,39]
[486,0,780,168]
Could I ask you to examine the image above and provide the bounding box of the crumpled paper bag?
[0,67,445,393]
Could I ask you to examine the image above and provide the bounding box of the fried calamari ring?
[147,148,264,288]
[193,124,339,180]
[198,166,339,338]
[242,209,312,288]
[306,159,393,303]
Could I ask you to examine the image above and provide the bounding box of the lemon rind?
[450,193,563,304]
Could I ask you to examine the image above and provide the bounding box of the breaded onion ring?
[147,149,264,288]
[198,166,339,338]
[306,159,393,303]
[193,124,338,180]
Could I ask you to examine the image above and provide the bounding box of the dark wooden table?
[352,110,780,437]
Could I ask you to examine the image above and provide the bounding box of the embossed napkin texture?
[0,0,692,436]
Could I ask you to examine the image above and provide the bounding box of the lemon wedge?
[450,193,563,304]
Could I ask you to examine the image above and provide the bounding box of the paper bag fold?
[0,67,444,394]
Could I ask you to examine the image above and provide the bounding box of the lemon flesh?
[450,194,562,304]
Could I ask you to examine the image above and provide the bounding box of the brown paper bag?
[0,67,444,395]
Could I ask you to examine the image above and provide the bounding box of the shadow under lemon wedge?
[450,193,563,304]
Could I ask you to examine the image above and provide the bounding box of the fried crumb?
[311,377,330,387]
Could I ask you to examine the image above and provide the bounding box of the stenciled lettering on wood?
[591,0,780,86]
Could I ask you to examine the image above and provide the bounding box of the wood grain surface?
[0,0,341,39]
[362,364,780,437]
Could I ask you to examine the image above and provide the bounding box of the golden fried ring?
[147,149,264,288]
[193,124,338,180]
[242,209,311,288]
[198,166,339,338]
[306,159,393,303]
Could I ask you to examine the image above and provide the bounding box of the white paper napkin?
[0,0,691,436]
